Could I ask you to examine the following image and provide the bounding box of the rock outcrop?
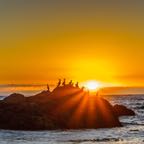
[0,85,135,130]
[113,104,135,116]
[4,93,26,104]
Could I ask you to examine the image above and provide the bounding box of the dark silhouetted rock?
[28,90,51,103]
[113,104,135,117]
[4,93,26,104]
[0,84,135,130]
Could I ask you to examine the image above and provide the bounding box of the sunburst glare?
[85,80,101,91]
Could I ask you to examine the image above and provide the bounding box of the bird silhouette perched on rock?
[69,80,73,86]
[75,82,79,88]
[62,79,66,86]
[81,86,85,91]
[57,79,61,87]
[69,80,72,85]
[47,84,50,92]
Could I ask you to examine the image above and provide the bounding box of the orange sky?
[0,0,144,93]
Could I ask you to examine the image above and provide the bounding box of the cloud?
[0,84,54,88]
[116,74,144,81]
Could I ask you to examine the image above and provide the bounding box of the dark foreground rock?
[113,104,135,116]
[4,93,26,104]
[0,85,135,130]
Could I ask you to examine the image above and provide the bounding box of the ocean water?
[0,95,143,144]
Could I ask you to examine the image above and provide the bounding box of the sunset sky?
[0,0,144,94]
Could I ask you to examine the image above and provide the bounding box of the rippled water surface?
[0,95,143,144]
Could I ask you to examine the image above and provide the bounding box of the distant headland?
[0,79,135,130]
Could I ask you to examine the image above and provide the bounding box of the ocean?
[0,95,143,144]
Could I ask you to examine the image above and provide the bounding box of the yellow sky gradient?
[0,0,144,90]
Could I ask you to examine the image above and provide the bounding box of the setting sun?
[85,81,100,91]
